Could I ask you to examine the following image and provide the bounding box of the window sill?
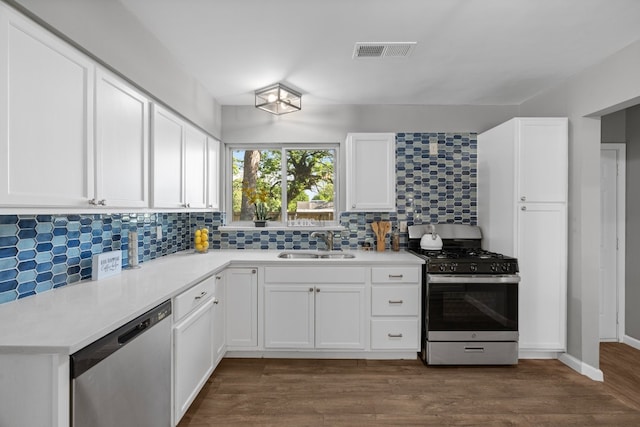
[218,225,348,232]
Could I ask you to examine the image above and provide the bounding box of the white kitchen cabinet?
[184,123,208,209]
[0,5,94,208]
[207,137,220,210]
[94,67,149,208]
[173,275,216,425]
[212,273,226,366]
[345,133,396,211]
[151,104,215,210]
[478,117,568,355]
[370,266,421,350]
[225,267,258,349]
[263,266,366,350]
[517,203,567,352]
[151,105,185,208]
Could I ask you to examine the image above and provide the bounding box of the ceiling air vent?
[353,42,416,59]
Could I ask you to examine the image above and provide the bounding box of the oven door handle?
[427,274,520,284]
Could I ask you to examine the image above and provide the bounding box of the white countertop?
[0,249,423,354]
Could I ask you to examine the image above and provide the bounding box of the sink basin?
[277,251,355,260]
[318,253,355,259]
[277,252,320,259]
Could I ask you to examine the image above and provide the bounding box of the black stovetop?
[409,246,519,275]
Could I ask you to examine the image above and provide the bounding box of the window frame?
[224,143,340,227]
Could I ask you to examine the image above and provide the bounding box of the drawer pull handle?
[464,347,485,353]
[388,333,403,338]
[194,291,207,300]
[388,274,404,279]
[388,300,403,304]
[213,299,219,304]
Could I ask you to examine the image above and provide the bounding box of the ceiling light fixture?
[255,83,301,115]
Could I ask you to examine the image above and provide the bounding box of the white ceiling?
[118,0,640,107]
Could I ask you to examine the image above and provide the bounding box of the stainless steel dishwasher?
[71,300,172,427]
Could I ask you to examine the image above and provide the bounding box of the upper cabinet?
[151,105,213,210]
[345,133,396,212]
[94,68,149,208]
[0,6,95,207]
[516,118,568,203]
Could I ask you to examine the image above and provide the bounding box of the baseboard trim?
[559,352,604,382]
[622,335,640,350]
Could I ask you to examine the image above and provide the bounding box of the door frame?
[600,143,626,342]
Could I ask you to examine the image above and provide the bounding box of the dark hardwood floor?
[179,344,640,426]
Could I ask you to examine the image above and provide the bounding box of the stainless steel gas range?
[408,224,520,365]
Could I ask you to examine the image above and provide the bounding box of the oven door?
[426,274,519,341]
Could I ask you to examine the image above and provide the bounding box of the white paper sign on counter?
[92,250,123,281]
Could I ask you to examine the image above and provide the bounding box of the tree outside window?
[231,147,336,224]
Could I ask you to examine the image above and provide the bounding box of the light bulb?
[267,93,277,103]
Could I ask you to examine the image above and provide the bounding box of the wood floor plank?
[179,347,640,427]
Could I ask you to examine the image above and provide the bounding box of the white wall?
[520,38,640,369]
[222,104,518,143]
[9,0,221,138]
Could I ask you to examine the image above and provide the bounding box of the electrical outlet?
[429,140,438,155]
[399,221,408,232]
[156,225,163,240]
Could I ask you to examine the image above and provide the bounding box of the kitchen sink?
[277,251,355,260]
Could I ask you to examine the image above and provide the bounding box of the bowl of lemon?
[194,227,210,253]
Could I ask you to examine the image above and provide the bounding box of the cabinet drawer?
[371,319,419,350]
[174,275,215,321]
[371,267,420,284]
[264,267,365,284]
[371,285,420,316]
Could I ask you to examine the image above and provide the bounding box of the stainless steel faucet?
[311,230,335,251]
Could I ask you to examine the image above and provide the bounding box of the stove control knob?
[469,264,477,272]
[502,264,510,272]
[439,264,446,272]
[450,264,456,272]
[491,263,498,272]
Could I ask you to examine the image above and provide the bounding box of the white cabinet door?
[212,273,226,366]
[173,299,214,424]
[517,203,567,352]
[207,137,220,210]
[345,133,396,211]
[315,285,366,349]
[0,7,94,207]
[517,118,568,203]
[225,268,258,348]
[264,284,315,349]
[184,124,207,209]
[95,68,149,208]
[151,105,185,208]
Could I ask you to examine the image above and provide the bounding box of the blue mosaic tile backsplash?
[0,132,476,304]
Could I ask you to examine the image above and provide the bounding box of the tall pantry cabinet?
[478,118,568,357]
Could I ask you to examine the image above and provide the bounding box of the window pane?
[232,149,282,222]
[286,149,335,221]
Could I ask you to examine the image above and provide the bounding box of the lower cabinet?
[173,275,216,425]
[225,267,258,349]
[264,283,366,349]
[263,266,367,350]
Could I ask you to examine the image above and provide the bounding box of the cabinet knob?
[213,299,219,304]
[183,203,191,208]
[316,288,320,293]
[352,204,356,208]
[309,287,314,292]
[215,276,222,280]
[520,196,526,202]
[88,198,98,205]
[252,270,257,274]
[98,199,107,206]
[521,206,527,211]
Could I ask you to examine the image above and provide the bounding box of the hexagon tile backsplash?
[0,132,477,305]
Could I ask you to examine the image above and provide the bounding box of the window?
[229,145,337,225]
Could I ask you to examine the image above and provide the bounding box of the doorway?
[599,143,626,342]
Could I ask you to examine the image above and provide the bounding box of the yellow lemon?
[195,236,202,244]
[195,243,203,252]
[201,234,208,242]
[203,241,209,249]
[201,228,208,234]
[195,229,202,237]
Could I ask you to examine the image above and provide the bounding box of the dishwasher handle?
[118,318,151,345]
